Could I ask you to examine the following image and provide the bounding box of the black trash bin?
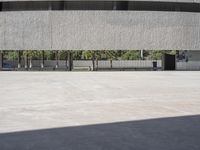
[152,61,157,71]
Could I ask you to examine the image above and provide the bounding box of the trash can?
[152,61,157,71]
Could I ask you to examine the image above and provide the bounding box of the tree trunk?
[29,56,32,69]
[24,52,28,70]
[17,51,21,68]
[55,50,59,69]
[68,51,73,71]
[140,50,144,60]
[96,58,98,71]
[41,50,45,69]
[0,51,3,70]
[65,51,68,70]
[110,59,112,69]
[92,52,95,71]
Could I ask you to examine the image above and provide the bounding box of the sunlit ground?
[0,71,200,133]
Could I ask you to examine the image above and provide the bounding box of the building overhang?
[0,0,200,50]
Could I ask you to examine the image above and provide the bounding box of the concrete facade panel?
[2,12,51,50]
[0,13,5,50]
[22,12,51,50]
[4,12,24,50]
[1,11,200,50]
[52,11,200,50]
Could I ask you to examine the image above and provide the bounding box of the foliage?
[104,50,119,60]
[23,51,42,59]
[148,50,176,60]
[121,50,140,60]
[73,51,83,60]
[82,51,93,60]
[149,51,163,60]
[4,50,176,61]
[3,51,18,60]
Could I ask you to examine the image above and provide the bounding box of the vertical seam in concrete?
[50,11,53,50]
[22,12,25,50]
[3,12,6,49]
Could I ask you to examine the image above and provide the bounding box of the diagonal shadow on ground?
[0,115,200,150]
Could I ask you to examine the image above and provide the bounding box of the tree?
[4,51,17,60]
[121,50,140,60]
[149,51,163,60]
[82,50,93,60]
[104,50,118,68]
[22,51,37,68]
[73,51,83,60]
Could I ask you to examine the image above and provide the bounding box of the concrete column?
[68,51,73,71]
[17,51,22,68]
[41,51,45,69]
[0,51,3,71]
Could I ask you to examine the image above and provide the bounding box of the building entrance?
[163,53,176,70]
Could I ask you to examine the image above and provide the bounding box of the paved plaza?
[0,72,200,150]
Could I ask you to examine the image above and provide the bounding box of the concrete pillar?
[68,51,73,71]
[41,51,45,69]
[17,51,22,68]
[0,51,3,71]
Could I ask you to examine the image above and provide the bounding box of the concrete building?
[0,0,200,70]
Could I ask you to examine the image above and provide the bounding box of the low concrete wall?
[74,60,162,69]
[4,60,162,69]
[177,61,200,70]
[5,59,200,70]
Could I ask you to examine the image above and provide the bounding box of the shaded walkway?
[0,115,200,150]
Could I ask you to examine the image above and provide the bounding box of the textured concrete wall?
[0,11,200,50]
[0,52,2,69]
[188,51,200,61]
[182,51,200,61]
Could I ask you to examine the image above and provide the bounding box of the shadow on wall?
[0,115,200,150]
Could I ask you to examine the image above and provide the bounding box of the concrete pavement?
[0,72,200,150]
